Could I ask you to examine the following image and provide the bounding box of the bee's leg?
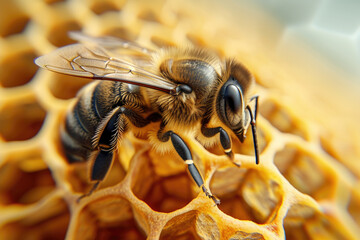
[158,128,220,205]
[78,107,159,202]
[77,107,123,202]
[201,120,239,167]
[77,150,113,202]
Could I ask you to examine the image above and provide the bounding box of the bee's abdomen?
[61,81,121,163]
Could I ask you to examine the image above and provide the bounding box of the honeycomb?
[0,0,360,239]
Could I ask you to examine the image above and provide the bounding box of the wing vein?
[35,41,178,94]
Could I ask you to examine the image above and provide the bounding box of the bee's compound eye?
[217,82,244,129]
[224,85,241,113]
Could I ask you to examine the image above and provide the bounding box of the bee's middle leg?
[157,127,220,205]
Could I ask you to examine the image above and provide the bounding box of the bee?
[35,32,259,205]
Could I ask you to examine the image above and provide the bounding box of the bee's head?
[216,60,254,141]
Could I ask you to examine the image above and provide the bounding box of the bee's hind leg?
[76,108,123,202]
[158,127,220,205]
[77,107,158,202]
[76,149,114,203]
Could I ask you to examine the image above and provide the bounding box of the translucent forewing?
[69,31,154,55]
[35,43,177,94]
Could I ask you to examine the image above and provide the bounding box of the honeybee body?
[36,32,259,204]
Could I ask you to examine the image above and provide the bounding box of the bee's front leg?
[157,126,220,205]
[201,119,240,167]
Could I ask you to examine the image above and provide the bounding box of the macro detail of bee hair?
[0,0,359,239]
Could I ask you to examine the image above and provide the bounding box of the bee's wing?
[69,31,154,55]
[35,43,178,94]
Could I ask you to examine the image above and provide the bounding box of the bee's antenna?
[246,101,259,164]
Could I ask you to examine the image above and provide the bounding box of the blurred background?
[0,0,359,239]
[248,0,360,80]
